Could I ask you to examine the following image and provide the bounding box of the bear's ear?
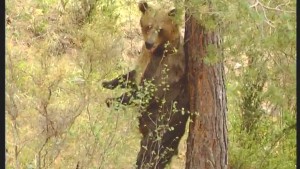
[138,1,148,13]
[168,9,177,17]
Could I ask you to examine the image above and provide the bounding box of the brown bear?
[102,2,189,168]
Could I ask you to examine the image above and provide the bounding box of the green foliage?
[6,0,141,168]
[219,0,296,168]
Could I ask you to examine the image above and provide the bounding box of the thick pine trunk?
[184,11,228,169]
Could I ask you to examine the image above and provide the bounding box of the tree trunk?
[184,10,228,169]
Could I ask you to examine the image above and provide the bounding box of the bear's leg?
[102,70,137,89]
[136,134,165,169]
[157,113,189,167]
[136,112,189,169]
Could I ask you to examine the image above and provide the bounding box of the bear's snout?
[145,41,154,49]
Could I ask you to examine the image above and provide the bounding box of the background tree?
[183,0,295,168]
[184,1,228,169]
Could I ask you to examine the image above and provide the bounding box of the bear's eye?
[144,25,152,33]
[158,28,164,35]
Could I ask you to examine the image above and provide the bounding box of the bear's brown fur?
[102,2,189,168]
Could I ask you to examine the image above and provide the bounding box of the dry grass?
[6,0,187,168]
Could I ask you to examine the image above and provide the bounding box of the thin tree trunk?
[184,9,228,169]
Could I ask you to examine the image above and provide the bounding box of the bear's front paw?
[102,81,115,89]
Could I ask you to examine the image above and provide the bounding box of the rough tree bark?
[184,8,228,169]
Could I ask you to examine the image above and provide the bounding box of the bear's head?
[138,1,180,55]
